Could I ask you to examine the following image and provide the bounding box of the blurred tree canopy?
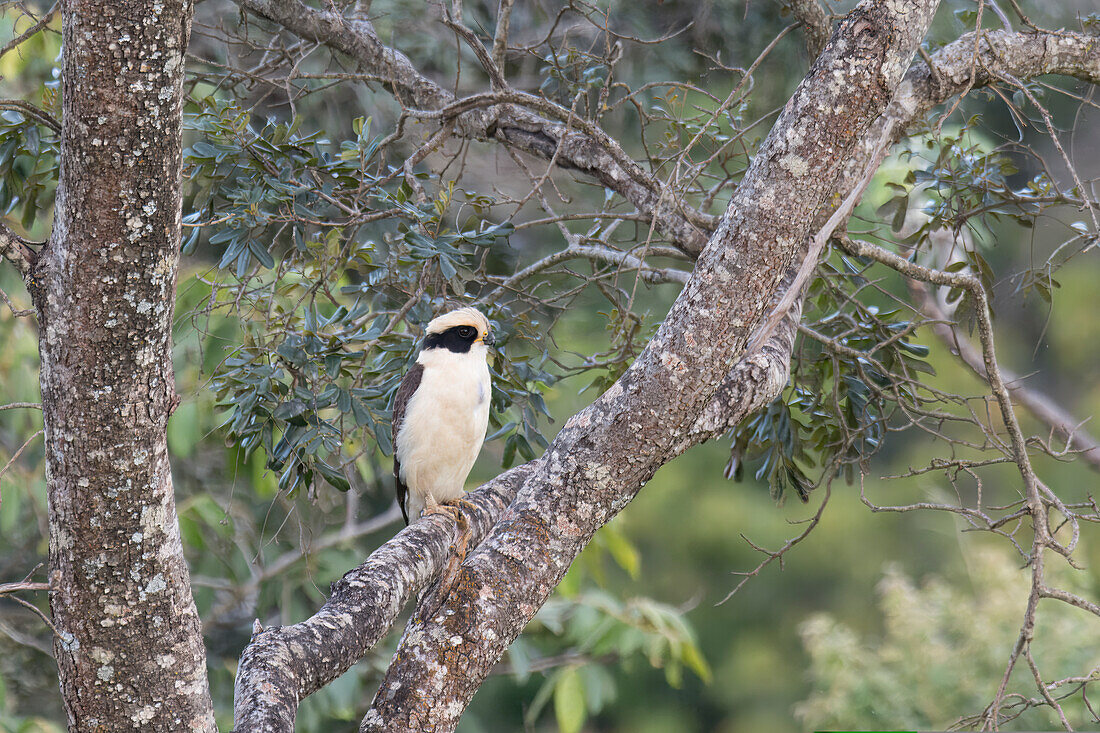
[1,0,1099,731]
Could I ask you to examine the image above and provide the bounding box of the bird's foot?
[421,494,463,525]
[444,496,479,517]
[417,496,475,619]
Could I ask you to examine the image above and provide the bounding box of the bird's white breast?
[395,344,491,518]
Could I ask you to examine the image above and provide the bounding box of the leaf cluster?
[181,97,555,497]
[519,589,711,733]
[0,112,57,233]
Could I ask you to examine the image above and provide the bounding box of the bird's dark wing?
[391,363,423,526]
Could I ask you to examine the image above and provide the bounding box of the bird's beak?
[481,332,496,347]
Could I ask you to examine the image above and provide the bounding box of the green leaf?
[907,359,936,376]
[315,459,351,492]
[208,228,238,245]
[273,399,309,425]
[438,255,457,280]
[485,421,517,442]
[553,667,586,733]
[324,354,343,378]
[681,641,713,684]
[602,524,641,579]
[890,195,908,233]
[579,665,616,714]
[189,140,218,158]
[507,637,533,683]
[248,239,275,269]
[20,192,37,230]
[897,341,930,357]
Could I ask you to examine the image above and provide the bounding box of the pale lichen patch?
[779,154,810,177]
[132,706,156,725]
[144,574,167,596]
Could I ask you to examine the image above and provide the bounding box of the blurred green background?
[1,1,1099,731]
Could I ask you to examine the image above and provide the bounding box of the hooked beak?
[481,332,496,347]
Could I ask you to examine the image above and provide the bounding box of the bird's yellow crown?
[425,307,491,338]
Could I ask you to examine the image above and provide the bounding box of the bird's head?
[422,307,495,354]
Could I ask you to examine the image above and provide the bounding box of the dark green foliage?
[182,98,553,497]
[2,3,1098,730]
[0,112,58,233]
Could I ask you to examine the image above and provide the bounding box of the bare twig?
[0,580,50,595]
[0,402,42,412]
[0,1,60,62]
[0,221,39,277]
[0,429,43,482]
[745,126,894,356]
[913,284,1100,470]
[0,99,61,134]
[490,0,515,74]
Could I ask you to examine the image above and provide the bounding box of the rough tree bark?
[2,0,1096,730]
[362,3,939,730]
[228,1,939,730]
[28,0,216,729]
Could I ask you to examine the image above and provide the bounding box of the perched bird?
[391,307,495,526]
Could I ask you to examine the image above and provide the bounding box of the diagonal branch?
[0,99,61,134]
[0,1,59,63]
[229,0,713,254]
[0,221,39,278]
[834,232,1081,728]
[362,3,940,730]
[912,282,1100,471]
[229,9,1100,733]
[232,463,536,731]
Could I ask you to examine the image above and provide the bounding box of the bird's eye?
[456,326,476,339]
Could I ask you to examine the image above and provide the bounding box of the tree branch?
[362,3,939,730]
[0,1,59,63]
[228,0,713,254]
[688,80,896,446]
[225,0,1100,265]
[777,0,831,58]
[833,232,1084,727]
[832,27,1100,209]
[232,463,535,731]
[0,221,38,278]
[226,8,1100,732]
[490,0,515,74]
[912,282,1100,471]
[0,581,50,595]
[0,99,61,134]
[684,271,801,444]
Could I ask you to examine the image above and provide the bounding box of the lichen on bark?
[361,2,941,731]
[32,1,215,729]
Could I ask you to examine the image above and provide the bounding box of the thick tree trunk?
[30,0,214,729]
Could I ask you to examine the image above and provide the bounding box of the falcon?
[391,307,495,528]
